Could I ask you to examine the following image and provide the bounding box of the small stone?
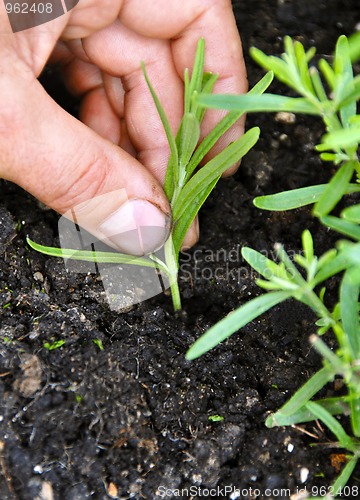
[275,111,296,124]
[107,482,118,498]
[299,467,309,483]
[33,272,44,282]
[13,354,42,397]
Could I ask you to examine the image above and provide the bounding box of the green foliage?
[191,35,360,495]
[44,340,65,350]
[28,39,265,312]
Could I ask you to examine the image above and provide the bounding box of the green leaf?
[184,110,243,181]
[26,237,167,272]
[172,178,218,256]
[340,269,360,357]
[189,38,205,97]
[264,395,349,426]
[250,47,295,90]
[44,340,65,351]
[302,230,314,262]
[314,244,360,285]
[337,74,360,109]
[332,456,359,496]
[294,40,315,95]
[186,290,291,360]
[320,126,360,150]
[254,183,360,211]
[313,161,355,217]
[318,58,336,91]
[242,247,283,280]
[187,71,273,182]
[196,93,320,115]
[266,366,335,427]
[309,67,328,102]
[172,127,260,221]
[306,401,357,451]
[176,113,200,171]
[333,36,355,126]
[141,62,178,200]
[321,215,360,241]
[196,72,219,122]
[341,204,360,223]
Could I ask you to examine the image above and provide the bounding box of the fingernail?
[99,199,171,255]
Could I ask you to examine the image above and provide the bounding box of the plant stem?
[164,238,181,311]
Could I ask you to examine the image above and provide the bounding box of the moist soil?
[1,1,360,499]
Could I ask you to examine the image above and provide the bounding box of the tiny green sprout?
[2,303,11,309]
[44,340,65,351]
[27,38,269,312]
[75,394,82,403]
[93,339,104,351]
[208,414,224,422]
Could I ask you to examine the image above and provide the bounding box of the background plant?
[28,39,268,312]
[188,35,360,497]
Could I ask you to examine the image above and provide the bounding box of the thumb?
[1,76,171,256]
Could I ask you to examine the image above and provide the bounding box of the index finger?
[120,0,247,172]
[172,0,247,171]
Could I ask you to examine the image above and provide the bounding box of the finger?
[117,0,247,174]
[0,70,171,256]
[83,20,184,184]
[171,0,247,172]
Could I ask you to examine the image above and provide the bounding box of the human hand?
[0,0,247,255]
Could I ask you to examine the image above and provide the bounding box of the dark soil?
[1,1,360,499]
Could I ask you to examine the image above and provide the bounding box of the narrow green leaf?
[309,67,328,102]
[186,291,291,360]
[141,63,178,199]
[318,58,336,91]
[176,113,200,171]
[340,269,360,357]
[172,177,218,256]
[196,72,219,122]
[332,456,359,496]
[26,237,166,271]
[188,72,273,182]
[265,366,335,427]
[321,215,360,241]
[334,36,356,126]
[313,161,355,217]
[254,184,360,211]
[183,68,191,115]
[189,38,205,96]
[264,395,349,426]
[250,47,295,89]
[321,126,360,150]
[306,401,357,451]
[173,127,260,221]
[294,40,315,95]
[184,110,243,181]
[341,204,360,223]
[349,30,360,62]
[242,247,282,280]
[302,230,314,262]
[314,244,360,285]
[337,74,360,109]
[196,93,320,115]
[305,46,317,63]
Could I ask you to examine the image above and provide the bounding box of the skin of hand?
[0,0,247,255]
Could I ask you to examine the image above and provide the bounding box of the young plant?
[189,35,360,495]
[28,39,268,311]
